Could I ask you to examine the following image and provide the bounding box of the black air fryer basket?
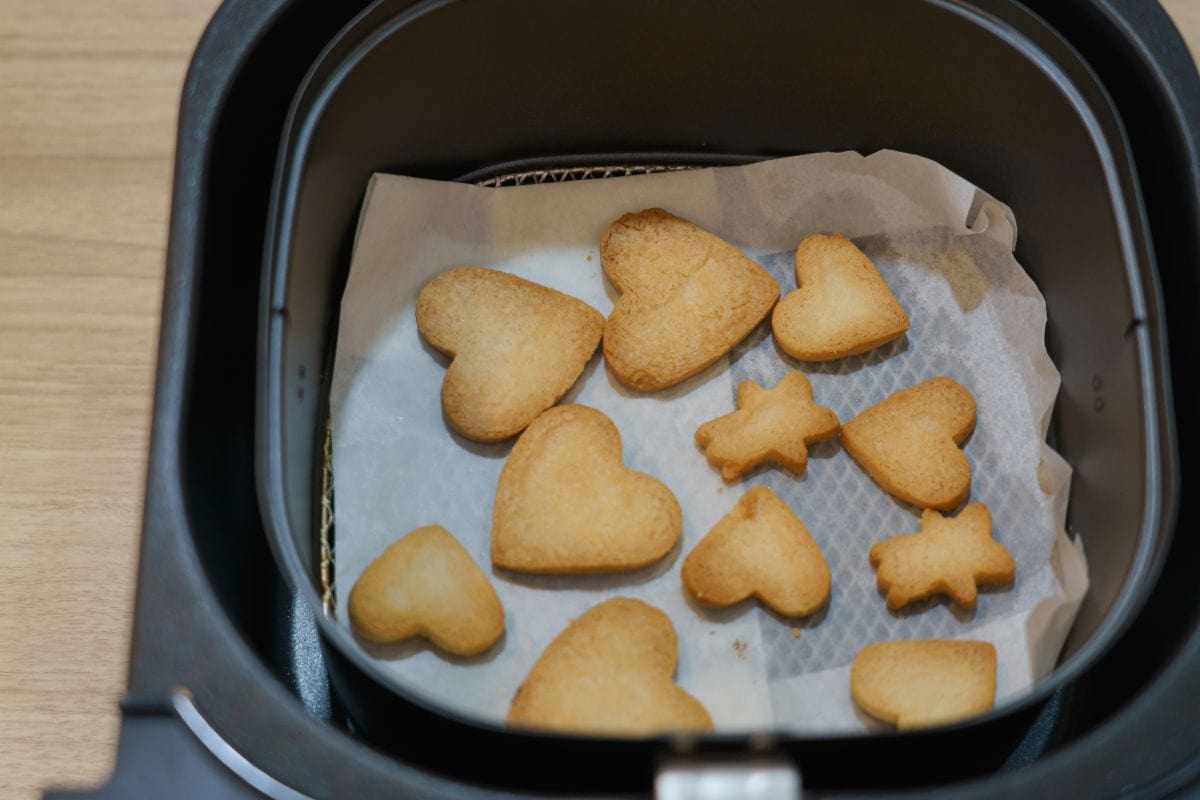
[50,1,1200,798]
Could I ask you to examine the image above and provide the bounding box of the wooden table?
[0,2,1197,797]
[0,2,223,796]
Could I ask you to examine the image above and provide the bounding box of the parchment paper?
[330,150,1088,733]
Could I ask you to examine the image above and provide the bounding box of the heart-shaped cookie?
[601,209,780,391]
[348,525,504,656]
[416,267,604,442]
[695,371,840,481]
[871,504,1014,611]
[508,597,713,735]
[850,640,997,730]
[682,486,830,617]
[841,377,976,510]
[772,234,909,361]
[491,405,681,574]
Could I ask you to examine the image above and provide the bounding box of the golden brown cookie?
[695,371,840,481]
[416,267,604,442]
[772,234,909,361]
[508,597,713,736]
[682,486,830,617]
[870,504,1014,611]
[850,640,997,730]
[601,209,780,391]
[491,405,681,574]
[348,525,504,656]
[841,376,976,510]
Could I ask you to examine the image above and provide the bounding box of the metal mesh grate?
[319,420,335,617]
[318,162,699,615]
[475,163,694,187]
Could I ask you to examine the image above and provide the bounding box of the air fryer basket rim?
[256,0,1176,748]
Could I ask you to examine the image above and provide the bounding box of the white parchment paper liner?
[330,150,1088,733]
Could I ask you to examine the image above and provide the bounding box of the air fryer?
[46,0,1200,798]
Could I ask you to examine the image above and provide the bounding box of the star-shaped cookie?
[695,371,840,481]
[870,504,1014,611]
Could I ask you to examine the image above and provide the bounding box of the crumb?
[586,255,593,262]
[792,627,801,639]
[709,630,716,636]
[733,639,748,659]
[716,486,725,494]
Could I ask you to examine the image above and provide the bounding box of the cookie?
[601,209,780,391]
[772,234,909,361]
[695,371,840,481]
[870,504,1014,611]
[508,597,713,735]
[841,376,976,510]
[348,525,504,656]
[682,486,830,617]
[491,405,681,574]
[850,640,997,730]
[416,267,604,442]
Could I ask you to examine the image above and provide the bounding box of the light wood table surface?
[0,2,1197,798]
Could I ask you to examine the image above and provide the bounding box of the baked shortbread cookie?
[348,525,504,656]
[850,640,997,730]
[772,234,909,361]
[841,377,976,510]
[491,405,681,574]
[508,597,713,736]
[695,371,840,481]
[870,504,1014,611]
[682,486,830,617]
[416,267,604,442]
[601,209,780,391]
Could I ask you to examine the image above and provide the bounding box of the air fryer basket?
[257,0,1179,792]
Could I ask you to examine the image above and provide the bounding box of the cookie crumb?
[792,627,801,639]
[716,486,725,494]
[586,254,593,262]
[733,639,748,659]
